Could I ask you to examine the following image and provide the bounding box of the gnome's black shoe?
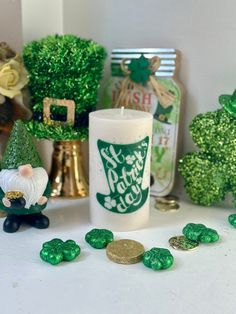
[3,215,22,233]
[24,213,49,229]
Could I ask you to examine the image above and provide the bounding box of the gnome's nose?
[18,164,33,177]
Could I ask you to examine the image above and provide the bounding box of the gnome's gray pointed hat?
[1,120,43,169]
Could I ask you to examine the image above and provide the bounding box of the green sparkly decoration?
[228,214,236,228]
[179,91,236,206]
[128,55,152,85]
[40,238,81,265]
[26,120,88,141]
[183,223,219,243]
[142,248,174,271]
[1,120,42,169]
[23,34,106,141]
[85,228,114,249]
[219,90,236,118]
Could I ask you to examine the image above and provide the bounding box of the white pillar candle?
[89,108,153,231]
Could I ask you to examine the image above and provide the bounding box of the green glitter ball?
[228,214,236,228]
[142,248,174,271]
[85,228,114,249]
[179,91,236,206]
[182,223,219,243]
[40,238,81,265]
[23,34,106,141]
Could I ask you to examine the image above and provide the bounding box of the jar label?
[96,136,149,214]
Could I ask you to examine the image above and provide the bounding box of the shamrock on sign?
[128,55,152,85]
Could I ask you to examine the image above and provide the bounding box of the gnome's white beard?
[0,167,48,209]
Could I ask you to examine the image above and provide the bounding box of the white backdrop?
[2,0,236,172]
[62,0,236,153]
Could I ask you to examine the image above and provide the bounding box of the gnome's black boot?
[24,213,49,229]
[3,215,22,233]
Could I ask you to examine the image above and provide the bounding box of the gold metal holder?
[49,141,89,198]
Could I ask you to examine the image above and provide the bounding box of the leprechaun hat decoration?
[154,103,173,124]
[1,119,43,169]
[23,34,106,141]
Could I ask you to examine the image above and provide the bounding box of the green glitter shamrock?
[128,55,152,85]
[219,90,236,118]
[23,34,106,141]
[182,223,219,243]
[142,248,174,271]
[228,214,236,228]
[85,228,114,249]
[40,238,81,265]
[179,90,236,206]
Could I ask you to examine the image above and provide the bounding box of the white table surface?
[0,195,235,314]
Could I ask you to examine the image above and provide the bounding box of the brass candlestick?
[49,140,89,198]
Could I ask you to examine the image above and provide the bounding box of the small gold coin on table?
[155,203,180,212]
[106,239,145,264]
[155,195,179,206]
[169,236,199,251]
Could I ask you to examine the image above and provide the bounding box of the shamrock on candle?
[136,177,142,185]
[104,196,117,210]
[126,155,135,165]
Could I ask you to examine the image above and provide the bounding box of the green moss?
[25,120,88,141]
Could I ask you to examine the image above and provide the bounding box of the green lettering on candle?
[96,137,149,214]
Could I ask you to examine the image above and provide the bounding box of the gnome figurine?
[0,120,51,233]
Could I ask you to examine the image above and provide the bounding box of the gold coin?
[155,203,180,211]
[169,236,199,251]
[165,195,179,202]
[156,195,179,206]
[5,191,24,199]
[106,239,145,264]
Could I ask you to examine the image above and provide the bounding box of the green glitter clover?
[23,34,106,141]
[219,89,236,118]
[142,248,174,271]
[85,228,114,249]
[40,238,81,265]
[228,214,236,228]
[182,223,219,243]
[128,55,152,85]
[179,90,236,206]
